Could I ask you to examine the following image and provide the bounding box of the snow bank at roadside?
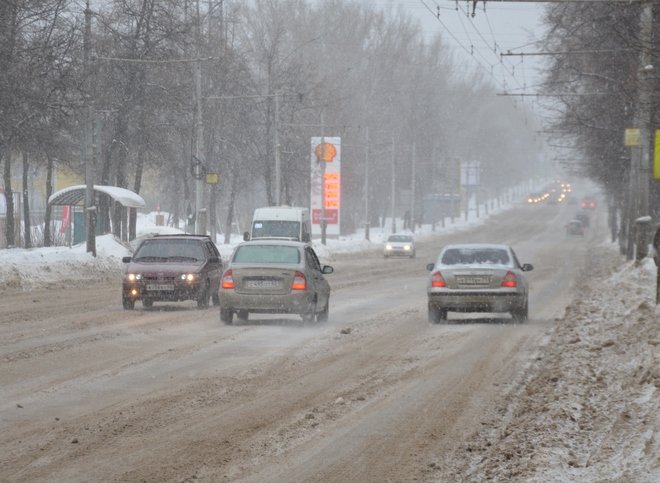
[0,235,131,292]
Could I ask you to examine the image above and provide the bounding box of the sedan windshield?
[441,248,510,266]
[388,235,413,242]
[233,245,300,264]
[134,240,204,261]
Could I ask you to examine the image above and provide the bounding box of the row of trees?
[1,0,540,248]
[541,3,660,256]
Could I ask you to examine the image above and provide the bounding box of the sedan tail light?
[501,271,517,288]
[221,270,235,289]
[431,271,447,287]
[291,271,307,290]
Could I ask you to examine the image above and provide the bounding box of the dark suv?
[122,234,223,310]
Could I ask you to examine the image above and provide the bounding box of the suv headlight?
[127,273,142,281]
[403,245,411,251]
[385,244,393,250]
[180,273,197,282]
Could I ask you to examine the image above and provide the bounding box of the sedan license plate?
[245,280,280,289]
[146,283,174,291]
[456,275,490,285]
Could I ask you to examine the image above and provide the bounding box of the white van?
[244,206,311,243]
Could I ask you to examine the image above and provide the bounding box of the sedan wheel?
[512,301,529,323]
[302,302,317,323]
[122,297,135,310]
[317,299,329,323]
[428,303,447,324]
[220,308,233,325]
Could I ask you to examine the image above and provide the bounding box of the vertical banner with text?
[310,137,341,236]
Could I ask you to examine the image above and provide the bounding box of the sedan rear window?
[233,245,301,264]
[441,248,510,265]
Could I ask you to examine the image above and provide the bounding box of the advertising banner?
[310,136,341,236]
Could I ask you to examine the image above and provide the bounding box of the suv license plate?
[147,283,174,291]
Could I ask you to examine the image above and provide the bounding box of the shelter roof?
[48,185,145,209]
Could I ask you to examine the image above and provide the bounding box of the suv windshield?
[134,239,205,261]
[252,220,300,239]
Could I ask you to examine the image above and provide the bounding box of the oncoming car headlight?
[403,245,411,251]
[385,244,393,250]
[127,273,142,281]
[180,273,196,282]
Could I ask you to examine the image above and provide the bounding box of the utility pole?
[364,126,370,240]
[320,112,327,245]
[193,2,205,235]
[410,142,416,233]
[83,0,96,256]
[274,92,281,205]
[633,2,654,261]
[391,136,396,234]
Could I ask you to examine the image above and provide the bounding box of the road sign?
[625,128,640,147]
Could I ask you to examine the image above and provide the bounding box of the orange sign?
[314,142,337,162]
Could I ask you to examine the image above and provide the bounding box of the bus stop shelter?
[48,185,146,244]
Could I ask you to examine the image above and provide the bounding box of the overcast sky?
[369,1,548,95]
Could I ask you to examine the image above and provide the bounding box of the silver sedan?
[218,240,332,324]
[426,243,533,323]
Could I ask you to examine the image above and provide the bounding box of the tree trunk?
[224,172,238,244]
[3,146,15,247]
[44,152,53,247]
[22,150,31,248]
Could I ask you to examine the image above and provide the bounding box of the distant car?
[426,243,533,323]
[565,219,585,237]
[579,197,596,210]
[122,234,223,310]
[384,234,416,258]
[575,212,590,228]
[218,240,333,324]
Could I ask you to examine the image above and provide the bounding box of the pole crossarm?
[501,49,636,57]
[497,92,606,96]
[96,56,218,64]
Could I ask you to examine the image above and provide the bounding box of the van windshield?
[252,220,300,240]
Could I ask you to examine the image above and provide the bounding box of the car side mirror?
[426,263,435,271]
[302,233,311,243]
[122,256,132,263]
[322,265,334,274]
[243,232,250,241]
[208,256,220,264]
[521,263,534,272]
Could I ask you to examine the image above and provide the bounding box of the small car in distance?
[575,212,590,228]
[122,234,223,310]
[218,240,333,324]
[426,243,533,323]
[579,196,596,210]
[565,219,585,237]
[384,234,416,258]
